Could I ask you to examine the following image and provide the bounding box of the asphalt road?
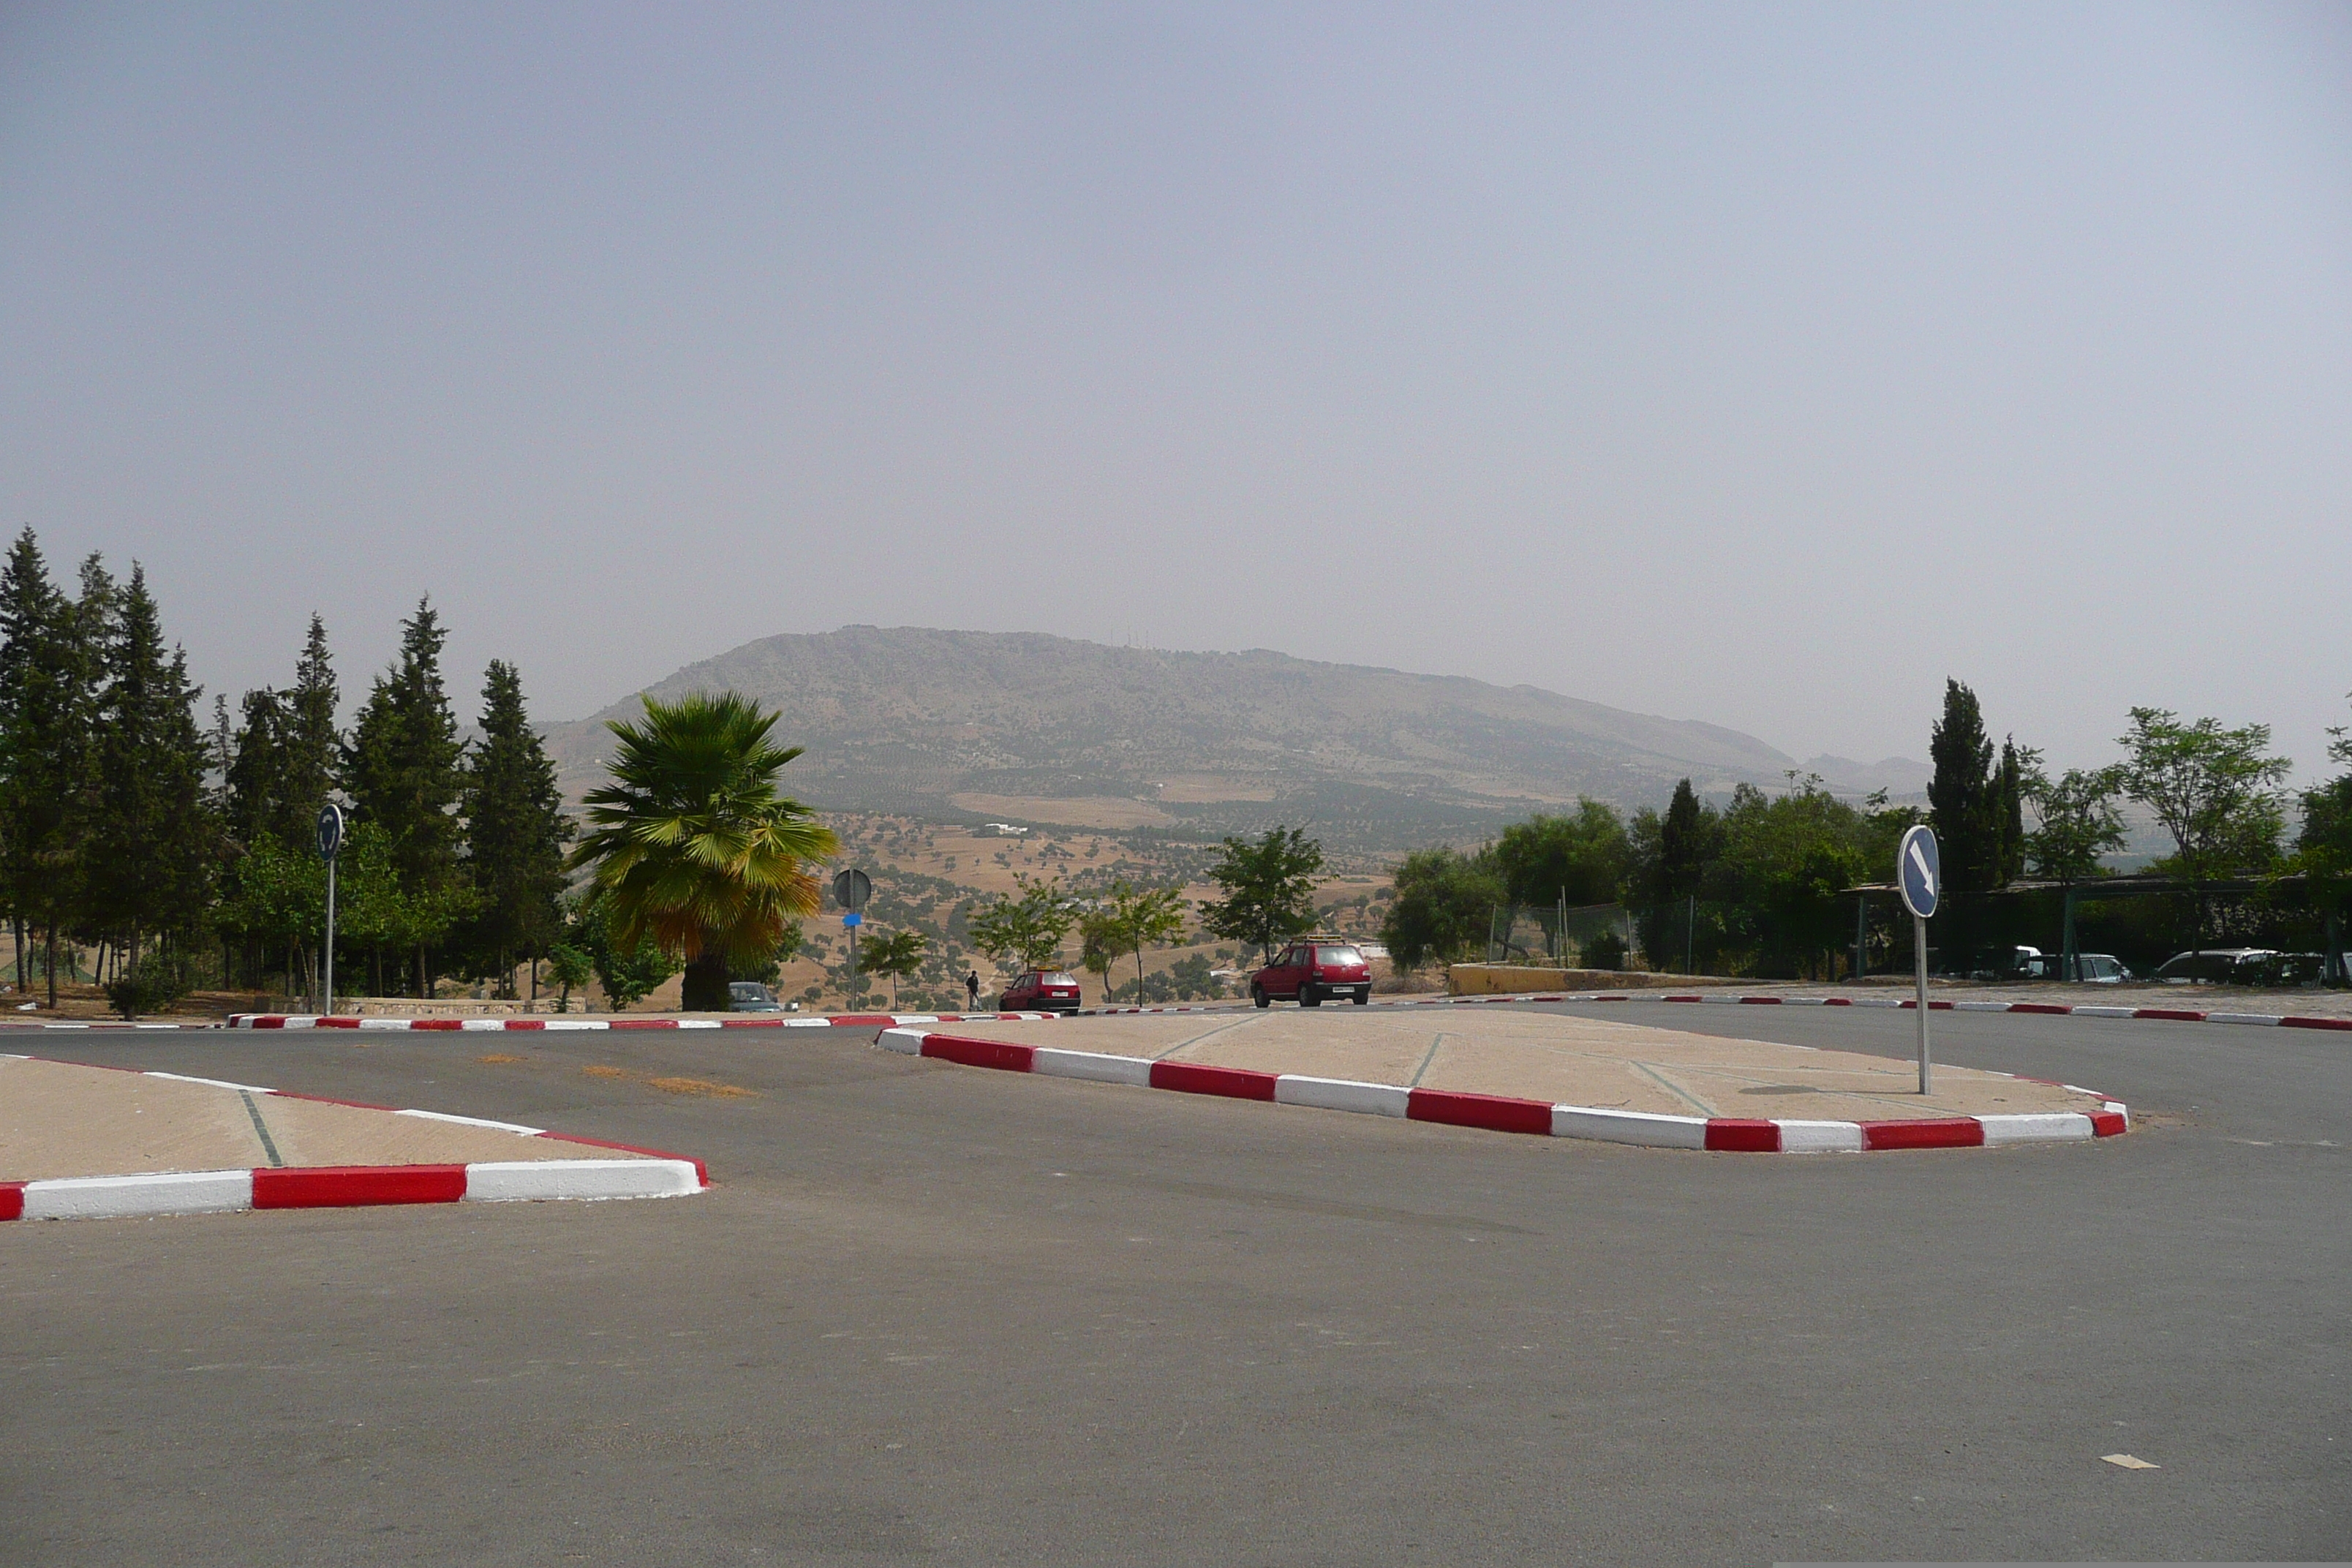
[2,1005,2345,1566]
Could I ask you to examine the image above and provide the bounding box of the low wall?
[1445,965,1713,995]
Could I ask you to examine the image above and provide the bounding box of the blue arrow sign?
[1897,824,1940,919]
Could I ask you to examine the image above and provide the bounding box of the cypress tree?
[226,689,288,848]
[459,660,571,996]
[0,540,107,1006]
[88,565,215,969]
[1927,679,2001,894]
[275,614,339,847]
[344,598,466,994]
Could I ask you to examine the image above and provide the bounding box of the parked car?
[1001,969,1082,1013]
[1250,938,1371,1008]
[2155,949,2280,984]
[728,981,785,1012]
[2069,953,2133,983]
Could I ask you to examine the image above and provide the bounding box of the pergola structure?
[1841,872,2348,984]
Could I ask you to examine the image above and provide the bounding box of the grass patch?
[475,1053,524,1064]
[581,1064,633,1079]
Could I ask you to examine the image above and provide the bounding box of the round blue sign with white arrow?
[1897,823,1940,919]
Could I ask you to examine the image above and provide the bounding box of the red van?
[1249,940,1371,1008]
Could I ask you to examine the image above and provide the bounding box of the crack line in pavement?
[1150,1014,1265,1060]
[239,1090,286,1167]
[1409,1034,1447,1087]
[1629,1061,1716,1117]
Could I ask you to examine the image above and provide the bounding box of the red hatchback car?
[1250,940,1371,1008]
[1000,969,1082,1014]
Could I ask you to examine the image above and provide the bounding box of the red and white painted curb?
[1402,990,2352,1032]
[877,1029,2129,1154]
[224,1010,1058,1032]
[0,1055,705,1223]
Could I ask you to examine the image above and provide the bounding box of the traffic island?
[0,1053,705,1221]
[878,1009,2127,1153]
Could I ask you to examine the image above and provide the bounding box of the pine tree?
[87,565,215,975]
[226,688,288,848]
[459,660,570,995]
[1927,679,2002,895]
[274,614,339,847]
[0,538,108,1005]
[343,598,467,994]
[1994,738,2028,887]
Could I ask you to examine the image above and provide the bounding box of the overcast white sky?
[3,3,2347,776]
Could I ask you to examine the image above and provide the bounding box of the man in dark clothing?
[964,970,981,1011]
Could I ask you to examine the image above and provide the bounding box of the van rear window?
[1313,946,1363,965]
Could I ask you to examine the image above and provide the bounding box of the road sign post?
[1896,823,1940,1094]
[831,869,872,1009]
[316,804,345,1017]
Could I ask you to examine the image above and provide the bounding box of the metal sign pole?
[1913,912,1930,1094]
[325,853,337,1017]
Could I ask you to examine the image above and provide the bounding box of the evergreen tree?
[1926,679,2002,894]
[344,598,468,994]
[0,535,105,1006]
[87,566,216,967]
[1994,738,2030,886]
[225,689,288,848]
[274,614,340,847]
[1659,779,1714,900]
[459,660,570,994]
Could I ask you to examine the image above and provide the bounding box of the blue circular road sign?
[1897,824,1940,919]
[315,802,345,861]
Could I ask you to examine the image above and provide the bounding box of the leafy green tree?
[568,888,678,1011]
[1078,880,1187,1002]
[1197,826,1324,965]
[969,874,1077,969]
[1710,777,1906,979]
[860,927,926,1007]
[1492,801,1629,910]
[543,941,592,1012]
[2024,765,2127,884]
[1077,902,1125,999]
[2115,708,2291,882]
[568,692,837,1012]
[459,660,570,994]
[344,598,467,992]
[2296,703,2352,983]
[1379,846,1504,972]
[1928,679,2005,894]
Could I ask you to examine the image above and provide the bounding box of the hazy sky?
[4,3,2347,777]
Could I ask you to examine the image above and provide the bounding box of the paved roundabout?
[2,1002,2342,1564]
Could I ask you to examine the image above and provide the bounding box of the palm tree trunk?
[681,949,730,1013]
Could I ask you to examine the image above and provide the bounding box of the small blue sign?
[843,912,863,928]
[1897,824,1940,919]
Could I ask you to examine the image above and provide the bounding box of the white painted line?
[1773,1119,1866,1154]
[143,1071,278,1094]
[1273,1075,1409,1117]
[2070,1006,2137,1019]
[463,1158,701,1202]
[876,1028,927,1055]
[396,1108,546,1136]
[1550,1105,1708,1148]
[535,1019,611,1030]
[1031,1047,1153,1086]
[22,1169,253,1221]
[1952,1001,2013,1013]
[2206,1011,2283,1027]
[1978,1112,2095,1145]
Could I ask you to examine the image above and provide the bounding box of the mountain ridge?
[543,626,1910,849]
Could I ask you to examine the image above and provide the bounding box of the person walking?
[964,970,981,1011]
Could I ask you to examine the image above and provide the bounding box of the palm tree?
[568,693,837,1013]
